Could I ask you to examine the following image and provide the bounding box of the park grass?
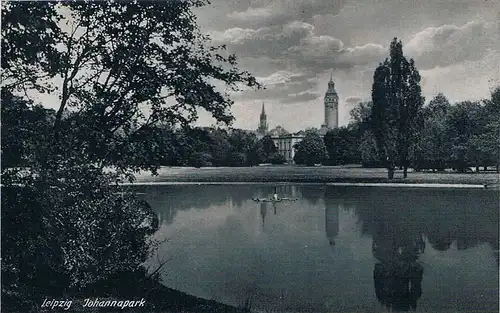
[134,165,499,186]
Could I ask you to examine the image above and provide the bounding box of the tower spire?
[330,71,333,81]
[258,101,268,134]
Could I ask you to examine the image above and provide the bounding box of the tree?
[444,101,482,171]
[294,131,329,166]
[1,2,261,311]
[348,101,380,167]
[324,127,359,165]
[3,1,261,174]
[1,91,55,168]
[269,152,286,164]
[227,129,258,166]
[248,135,278,164]
[359,131,380,168]
[470,87,500,172]
[413,93,451,171]
[371,38,424,179]
[349,101,373,132]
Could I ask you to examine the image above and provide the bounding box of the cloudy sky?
[192,0,500,132]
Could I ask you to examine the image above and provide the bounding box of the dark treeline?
[322,37,499,176]
[322,87,500,173]
[1,1,261,312]
[1,98,286,168]
[6,86,498,173]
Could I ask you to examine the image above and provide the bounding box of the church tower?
[324,74,339,129]
[257,102,268,135]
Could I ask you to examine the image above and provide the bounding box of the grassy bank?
[134,165,499,185]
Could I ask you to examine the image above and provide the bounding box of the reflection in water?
[344,188,427,311]
[325,204,339,247]
[324,188,340,247]
[300,185,325,206]
[371,221,425,311]
[138,185,499,313]
[260,202,267,228]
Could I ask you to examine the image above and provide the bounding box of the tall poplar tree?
[371,38,424,178]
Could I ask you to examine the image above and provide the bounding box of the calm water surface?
[131,184,499,313]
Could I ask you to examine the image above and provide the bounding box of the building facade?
[269,128,305,163]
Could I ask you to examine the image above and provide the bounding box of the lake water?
[131,184,499,313]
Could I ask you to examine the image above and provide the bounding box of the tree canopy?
[294,130,328,166]
[1,2,261,311]
[2,0,261,175]
[371,38,424,178]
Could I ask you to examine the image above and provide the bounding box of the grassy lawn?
[134,165,499,185]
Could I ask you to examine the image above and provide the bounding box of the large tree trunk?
[403,165,408,178]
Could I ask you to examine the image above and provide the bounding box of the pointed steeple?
[258,102,268,134]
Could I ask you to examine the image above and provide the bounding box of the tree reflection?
[371,222,425,311]
[299,185,325,206]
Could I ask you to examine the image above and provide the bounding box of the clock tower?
[323,74,339,129]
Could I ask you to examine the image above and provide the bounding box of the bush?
[1,167,158,312]
[189,152,213,168]
[269,152,286,164]
[226,151,246,166]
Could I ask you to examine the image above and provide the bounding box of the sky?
[192,0,500,132]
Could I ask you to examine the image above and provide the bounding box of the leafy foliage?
[371,38,424,178]
[324,126,360,165]
[1,168,158,312]
[294,130,328,166]
[2,0,261,175]
[1,1,261,312]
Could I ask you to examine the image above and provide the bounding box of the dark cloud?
[193,0,499,130]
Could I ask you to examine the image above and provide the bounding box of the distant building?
[319,74,339,136]
[254,74,339,161]
[268,126,305,163]
[324,74,339,129]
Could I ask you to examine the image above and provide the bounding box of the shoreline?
[121,181,488,188]
[130,166,499,187]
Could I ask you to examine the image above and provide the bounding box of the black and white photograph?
[1,0,499,312]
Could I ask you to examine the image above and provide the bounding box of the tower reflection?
[324,203,339,247]
[323,188,340,247]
